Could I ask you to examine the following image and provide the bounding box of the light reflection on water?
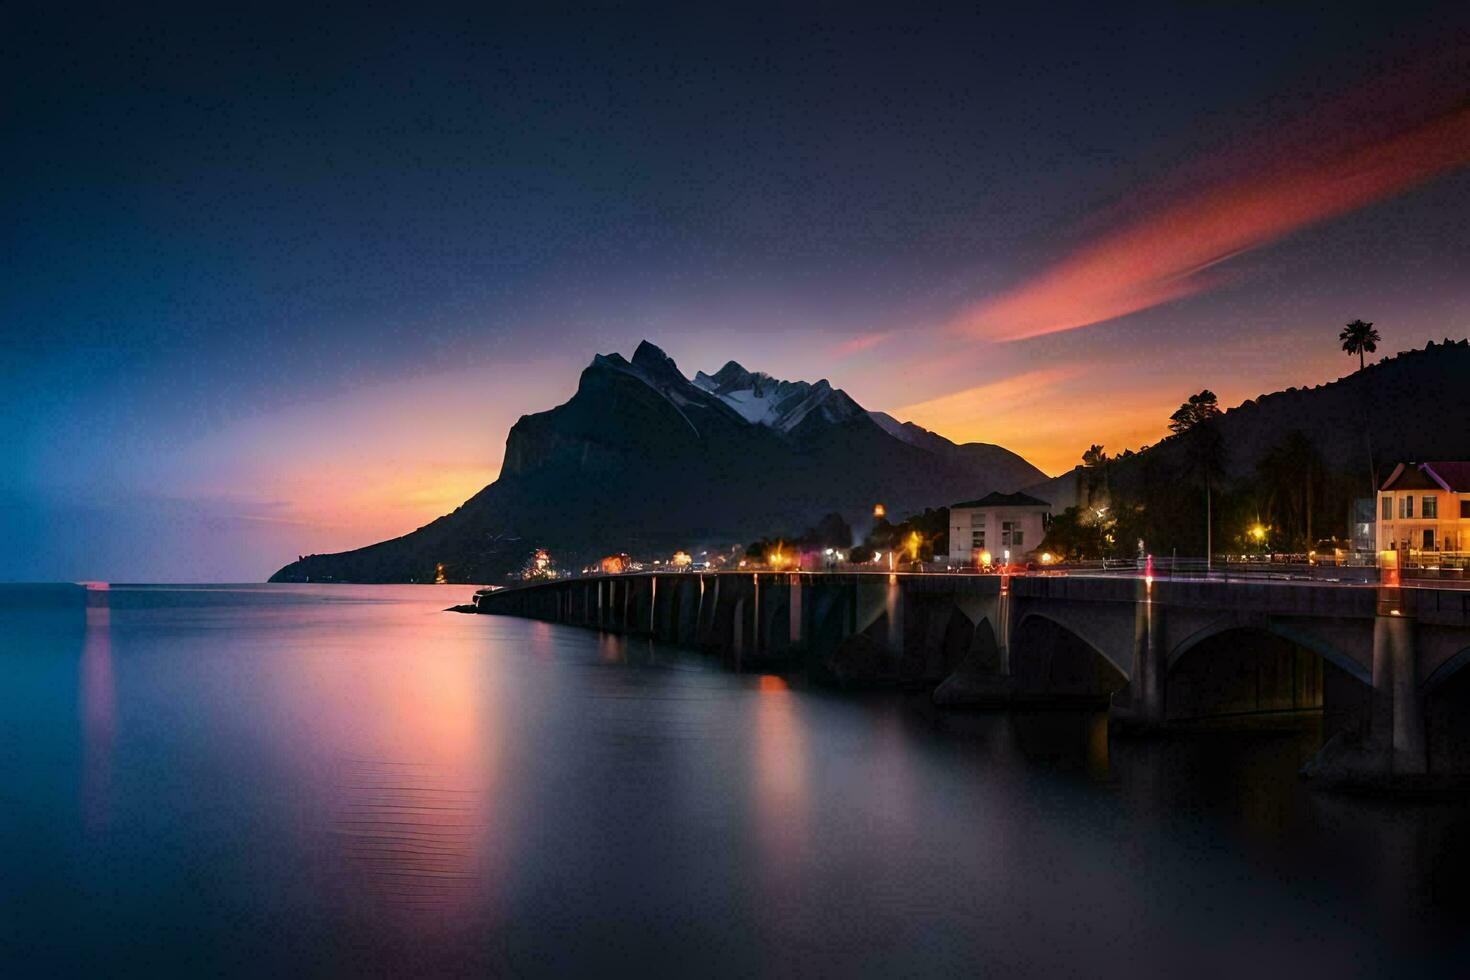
[750,674,808,899]
[0,583,1468,976]
[79,604,114,834]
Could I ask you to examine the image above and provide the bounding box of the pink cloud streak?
[955,103,1470,342]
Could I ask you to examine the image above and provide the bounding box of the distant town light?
[1249,523,1268,544]
[979,550,992,567]
[1040,552,1053,564]
[873,503,886,519]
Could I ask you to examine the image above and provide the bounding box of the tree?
[1183,417,1226,565]
[1254,430,1323,552]
[1168,390,1221,434]
[1339,318,1382,496]
[1081,444,1109,505]
[804,512,853,550]
[1039,506,1109,561]
[860,507,949,561]
[1339,318,1380,371]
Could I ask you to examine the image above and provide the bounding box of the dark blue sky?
[5,2,1469,580]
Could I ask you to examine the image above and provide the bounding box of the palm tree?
[1339,319,1380,371]
[1185,420,1226,569]
[1340,318,1382,496]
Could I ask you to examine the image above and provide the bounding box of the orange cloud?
[894,364,1245,475]
[956,103,1470,342]
[893,367,1090,471]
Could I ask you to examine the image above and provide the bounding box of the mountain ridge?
[1027,338,1470,514]
[270,341,1046,583]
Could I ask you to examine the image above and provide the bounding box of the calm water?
[2,583,1468,977]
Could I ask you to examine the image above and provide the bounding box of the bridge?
[474,571,1470,787]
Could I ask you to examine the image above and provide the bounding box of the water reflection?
[597,631,626,664]
[1086,709,1109,778]
[1008,708,1113,780]
[79,599,114,833]
[256,601,506,933]
[4,584,1470,975]
[334,759,483,921]
[749,674,809,889]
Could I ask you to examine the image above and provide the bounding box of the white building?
[1377,461,1470,557]
[948,491,1050,566]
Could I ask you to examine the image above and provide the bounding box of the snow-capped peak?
[696,363,862,434]
[592,343,866,437]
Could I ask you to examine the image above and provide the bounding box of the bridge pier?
[1125,592,1165,727]
[473,574,1470,790]
[1374,610,1425,775]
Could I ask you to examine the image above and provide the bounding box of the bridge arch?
[1010,610,1129,700]
[1164,617,1372,727]
[1012,609,1131,680]
[1423,644,1470,693]
[1425,644,1470,775]
[1167,616,1371,685]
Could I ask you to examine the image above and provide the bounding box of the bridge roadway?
[474,571,1470,786]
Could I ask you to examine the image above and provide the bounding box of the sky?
[4,1,1470,581]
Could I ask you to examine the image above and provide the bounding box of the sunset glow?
[956,104,1470,342]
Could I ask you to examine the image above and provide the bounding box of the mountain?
[269,340,1047,583]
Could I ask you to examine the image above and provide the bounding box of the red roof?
[1381,462,1470,493]
[1424,462,1470,493]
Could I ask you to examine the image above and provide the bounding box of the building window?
[971,530,985,549]
[1400,496,1414,519]
[1423,496,1438,519]
[1382,496,1393,520]
[1461,500,1470,519]
[971,512,986,527]
[1423,529,1436,551]
[1001,521,1023,548]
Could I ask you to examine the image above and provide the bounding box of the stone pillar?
[1132,587,1165,725]
[752,575,761,656]
[1373,611,1425,774]
[996,592,1011,675]
[885,575,902,657]
[789,574,803,649]
[646,577,658,636]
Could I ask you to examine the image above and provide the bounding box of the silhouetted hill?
[270,341,1046,583]
[1028,339,1470,513]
